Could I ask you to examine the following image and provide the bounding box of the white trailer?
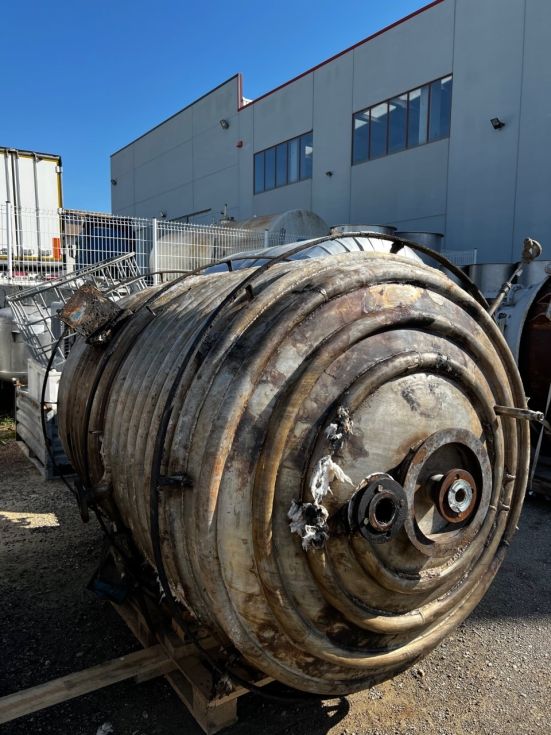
[1,147,63,278]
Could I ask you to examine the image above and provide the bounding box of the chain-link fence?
[0,204,302,286]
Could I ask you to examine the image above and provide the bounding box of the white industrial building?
[110,0,551,263]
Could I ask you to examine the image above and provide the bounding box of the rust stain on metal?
[58,284,125,339]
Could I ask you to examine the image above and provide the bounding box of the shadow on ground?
[469,496,551,622]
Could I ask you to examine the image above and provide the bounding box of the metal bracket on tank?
[74,479,112,523]
[58,284,131,345]
[157,473,193,490]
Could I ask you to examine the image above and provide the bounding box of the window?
[429,75,452,141]
[352,75,452,165]
[388,94,408,153]
[254,131,313,194]
[264,147,275,191]
[408,86,429,147]
[370,103,388,159]
[276,143,287,187]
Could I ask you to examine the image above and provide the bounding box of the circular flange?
[352,476,408,544]
[437,469,478,523]
[401,428,492,556]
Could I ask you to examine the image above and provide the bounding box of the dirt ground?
[0,437,550,735]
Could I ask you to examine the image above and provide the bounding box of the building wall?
[111,78,241,221]
[513,0,551,254]
[445,0,526,262]
[111,0,551,264]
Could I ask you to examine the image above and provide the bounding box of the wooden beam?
[0,645,172,725]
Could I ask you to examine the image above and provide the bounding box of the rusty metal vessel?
[57,236,530,695]
[466,259,551,494]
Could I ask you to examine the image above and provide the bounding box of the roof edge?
[239,0,446,109]
[111,1,445,157]
[0,146,61,163]
[111,73,242,158]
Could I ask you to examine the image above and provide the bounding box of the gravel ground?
[0,438,550,735]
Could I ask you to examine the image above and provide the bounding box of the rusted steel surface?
[58,283,127,341]
[58,251,529,695]
[520,277,551,492]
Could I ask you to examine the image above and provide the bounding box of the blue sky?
[2,1,428,212]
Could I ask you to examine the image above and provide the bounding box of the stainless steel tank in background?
[0,308,29,382]
[204,232,422,273]
[330,224,397,236]
[395,231,444,252]
[329,228,443,252]
[465,260,551,363]
[0,299,64,383]
[466,260,551,493]
[224,208,329,241]
[149,209,330,274]
[466,260,550,308]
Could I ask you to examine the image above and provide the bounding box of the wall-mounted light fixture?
[111,178,117,185]
[325,170,333,177]
[490,117,506,130]
[219,119,230,130]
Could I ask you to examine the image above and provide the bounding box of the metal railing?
[7,253,147,369]
[0,204,302,285]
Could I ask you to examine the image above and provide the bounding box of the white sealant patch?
[288,455,353,551]
[310,454,353,503]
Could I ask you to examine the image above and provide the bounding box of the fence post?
[264,229,269,248]
[152,218,159,284]
[6,201,13,282]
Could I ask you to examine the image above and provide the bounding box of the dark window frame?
[254,152,265,196]
[276,141,288,188]
[352,74,452,166]
[287,137,299,184]
[254,130,313,195]
[263,147,276,191]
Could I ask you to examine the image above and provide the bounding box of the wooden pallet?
[113,595,273,732]
[0,594,272,734]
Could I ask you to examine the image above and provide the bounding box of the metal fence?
[0,203,302,286]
